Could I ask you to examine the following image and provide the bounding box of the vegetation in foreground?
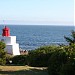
[0,41,6,65]
[0,30,75,75]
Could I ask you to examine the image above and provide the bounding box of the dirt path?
[0,66,48,75]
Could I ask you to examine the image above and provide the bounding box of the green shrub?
[48,48,68,75]
[6,54,13,64]
[28,45,58,67]
[48,43,75,75]
[59,44,75,75]
[60,57,75,75]
[0,41,6,65]
[12,55,28,65]
[28,53,51,67]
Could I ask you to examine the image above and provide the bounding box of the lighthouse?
[0,26,20,55]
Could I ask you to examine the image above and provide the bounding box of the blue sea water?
[0,25,74,50]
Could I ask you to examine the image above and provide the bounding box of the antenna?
[3,20,5,27]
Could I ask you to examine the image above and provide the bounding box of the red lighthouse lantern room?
[2,26,10,37]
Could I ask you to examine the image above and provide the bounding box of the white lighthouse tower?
[0,26,20,55]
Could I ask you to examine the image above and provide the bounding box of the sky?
[0,0,74,25]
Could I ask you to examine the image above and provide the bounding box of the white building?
[0,26,20,55]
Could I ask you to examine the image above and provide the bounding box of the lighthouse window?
[1,39,4,42]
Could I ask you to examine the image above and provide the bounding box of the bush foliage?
[28,45,58,67]
[0,41,6,65]
[11,44,75,75]
[12,55,28,65]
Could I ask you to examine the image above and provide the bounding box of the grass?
[0,66,48,75]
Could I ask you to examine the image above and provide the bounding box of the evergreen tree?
[64,30,75,44]
[0,41,6,65]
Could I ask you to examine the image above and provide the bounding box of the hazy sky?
[0,0,74,25]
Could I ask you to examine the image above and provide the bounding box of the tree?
[64,30,75,44]
[0,41,6,65]
[48,48,67,75]
[60,47,75,75]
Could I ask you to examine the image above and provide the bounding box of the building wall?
[12,43,20,55]
[0,36,20,55]
[3,36,16,45]
[5,44,20,55]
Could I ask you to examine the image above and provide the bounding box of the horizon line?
[0,24,74,26]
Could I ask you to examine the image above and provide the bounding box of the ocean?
[0,25,74,50]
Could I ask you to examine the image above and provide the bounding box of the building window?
[1,39,4,42]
